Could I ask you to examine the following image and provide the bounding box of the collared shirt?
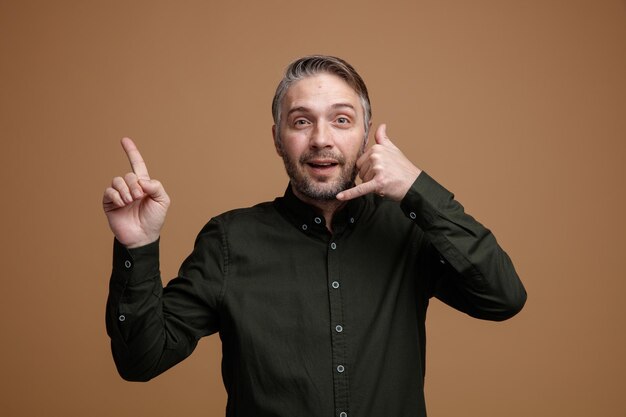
[106,172,526,417]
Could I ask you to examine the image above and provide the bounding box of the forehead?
[281,73,361,113]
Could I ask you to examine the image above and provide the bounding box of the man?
[103,55,526,417]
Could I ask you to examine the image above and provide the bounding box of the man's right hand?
[102,138,170,248]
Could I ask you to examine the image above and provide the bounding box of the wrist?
[394,167,422,202]
[126,237,159,249]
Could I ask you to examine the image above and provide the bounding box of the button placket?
[327,236,349,412]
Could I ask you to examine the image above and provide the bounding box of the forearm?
[105,239,195,381]
[403,172,527,320]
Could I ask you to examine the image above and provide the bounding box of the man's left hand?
[337,124,422,202]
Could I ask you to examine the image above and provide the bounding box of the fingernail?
[124,193,133,203]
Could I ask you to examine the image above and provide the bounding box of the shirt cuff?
[400,171,454,227]
[112,238,161,285]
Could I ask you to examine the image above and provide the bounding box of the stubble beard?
[281,148,362,201]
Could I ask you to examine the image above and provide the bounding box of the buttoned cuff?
[400,171,454,227]
[112,238,161,285]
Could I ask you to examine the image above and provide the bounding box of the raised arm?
[338,124,526,320]
[103,139,221,382]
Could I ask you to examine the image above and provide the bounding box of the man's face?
[274,73,368,201]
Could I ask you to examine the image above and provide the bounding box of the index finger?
[121,137,150,179]
[336,181,377,201]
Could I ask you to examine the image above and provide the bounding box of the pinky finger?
[336,180,378,201]
[102,187,126,211]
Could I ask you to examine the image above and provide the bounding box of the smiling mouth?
[307,161,339,169]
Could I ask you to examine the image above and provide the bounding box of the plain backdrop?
[1,1,625,416]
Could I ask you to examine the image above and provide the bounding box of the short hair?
[272,55,372,140]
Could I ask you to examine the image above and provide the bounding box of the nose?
[309,122,333,149]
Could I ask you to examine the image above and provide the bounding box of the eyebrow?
[286,103,356,118]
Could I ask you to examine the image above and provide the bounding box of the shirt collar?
[274,183,364,236]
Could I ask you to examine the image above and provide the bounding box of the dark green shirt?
[106,172,526,417]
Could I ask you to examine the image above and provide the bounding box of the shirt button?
[314,217,322,224]
[118,315,126,322]
[330,242,337,250]
[331,281,340,289]
[301,224,308,231]
[409,212,417,220]
[337,365,345,373]
[335,324,343,333]
[440,257,446,264]
[124,260,132,269]
[339,413,347,417]
[349,217,355,224]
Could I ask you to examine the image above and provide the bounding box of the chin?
[298,179,354,201]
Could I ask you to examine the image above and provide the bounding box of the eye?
[336,117,350,124]
[294,119,310,126]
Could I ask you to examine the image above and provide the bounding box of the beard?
[281,148,362,201]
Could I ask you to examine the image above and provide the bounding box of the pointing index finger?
[121,137,150,179]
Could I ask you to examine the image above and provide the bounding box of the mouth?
[305,159,340,174]
[307,160,339,169]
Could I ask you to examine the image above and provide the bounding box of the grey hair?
[272,55,372,142]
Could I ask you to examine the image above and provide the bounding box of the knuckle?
[124,172,137,182]
[104,188,122,204]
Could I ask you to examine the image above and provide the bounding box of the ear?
[272,125,283,156]
[363,120,373,148]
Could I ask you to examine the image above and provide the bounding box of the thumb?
[374,124,392,146]
[138,179,169,203]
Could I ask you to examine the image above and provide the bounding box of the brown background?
[1,1,625,416]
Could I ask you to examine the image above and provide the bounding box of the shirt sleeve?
[401,172,527,321]
[105,218,226,381]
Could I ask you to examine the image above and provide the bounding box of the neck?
[291,186,347,233]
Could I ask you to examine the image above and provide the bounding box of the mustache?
[299,150,346,165]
